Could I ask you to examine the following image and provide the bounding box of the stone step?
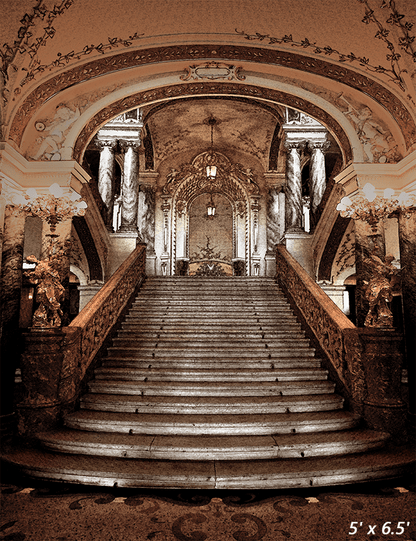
[105,347,316,359]
[126,310,296,320]
[129,306,294,313]
[116,330,307,340]
[111,338,311,348]
[102,358,323,369]
[94,367,328,382]
[121,323,304,332]
[38,429,390,461]
[80,393,344,414]
[3,446,413,489]
[88,379,336,396]
[64,410,359,436]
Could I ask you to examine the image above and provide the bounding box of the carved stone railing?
[276,245,407,440]
[17,244,146,436]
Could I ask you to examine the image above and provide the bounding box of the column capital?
[284,141,306,151]
[308,140,330,152]
[96,139,117,151]
[119,139,140,151]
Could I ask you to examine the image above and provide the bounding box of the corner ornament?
[181,61,246,82]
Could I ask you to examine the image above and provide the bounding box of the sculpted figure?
[31,104,80,161]
[25,255,66,327]
[362,252,399,328]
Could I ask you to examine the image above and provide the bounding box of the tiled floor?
[1,473,415,541]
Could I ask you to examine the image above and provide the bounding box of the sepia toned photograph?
[0,0,415,539]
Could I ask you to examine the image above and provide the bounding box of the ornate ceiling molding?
[72,82,353,164]
[8,44,416,151]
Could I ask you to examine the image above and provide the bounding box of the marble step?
[94,367,328,382]
[37,429,389,461]
[88,379,336,397]
[101,359,323,369]
[64,410,359,436]
[124,315,299,323]
[116,330,307,340]
[111,338,311,348]
[4,446,413,489]
[129,306,294,313]
[80,393,344,414]
[105,347,316,359]
[121,323,304,332]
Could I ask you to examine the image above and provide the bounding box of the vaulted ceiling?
[1,0,415,170]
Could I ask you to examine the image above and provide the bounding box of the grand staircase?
[4,277,414,488]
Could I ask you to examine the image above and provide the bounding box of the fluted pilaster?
[284,142,305,231]
[120,140,140,232]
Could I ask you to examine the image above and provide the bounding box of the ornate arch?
[163,151,255,275]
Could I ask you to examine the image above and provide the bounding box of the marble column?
[138,184,155,253]
[267,186,281,253]
[284,142,304,231]
[309,141,329,226]
[0,206,26,417]
[120,140,140,233]
[398,209,416,422]
[251,198,261,254]
[96,139,117,230]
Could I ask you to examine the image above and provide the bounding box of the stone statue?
[362,252,399,328]
[25,254,66,327]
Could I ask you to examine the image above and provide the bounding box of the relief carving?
[10,45,415,153]
[181,61,245,82]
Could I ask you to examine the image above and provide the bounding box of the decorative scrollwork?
[181,61,246,82]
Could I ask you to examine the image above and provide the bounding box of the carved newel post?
[284,142,304,231]
[120,140,140,234]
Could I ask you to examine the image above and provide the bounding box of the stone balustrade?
[17,244,146,435]
[276,245,407,440]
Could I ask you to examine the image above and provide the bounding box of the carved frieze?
[8,45,415,153]
[181,61,246,82]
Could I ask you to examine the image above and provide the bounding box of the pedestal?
[108,231,139,277]
[284,231,314,277]
[17,328,66,435]
[318,283,347,313]
[360,329,407,439]
[78,282,104,311]
[265,253,276,277]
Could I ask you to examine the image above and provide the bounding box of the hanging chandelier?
[206,192,216,218]
[206,116,217,180]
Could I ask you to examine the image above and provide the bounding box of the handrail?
[276,245,406,436]
[276,245,365,410]
[18,244,147,435]
[66,243,146,381]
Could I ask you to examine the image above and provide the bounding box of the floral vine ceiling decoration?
[236,0,415,96]
[0,0,144,104]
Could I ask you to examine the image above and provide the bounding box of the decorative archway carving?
[162,151,255,275]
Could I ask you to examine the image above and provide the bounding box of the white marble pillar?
[309,141,329,218]
[284,142,305,232]
[120,140,140,233]
[251,198,261,254]
[96,139,117,228]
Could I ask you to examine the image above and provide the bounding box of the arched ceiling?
[1,0,415,166]
[142,97,283,168]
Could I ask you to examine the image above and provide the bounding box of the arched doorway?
[188,192,233,276]
[167,151,255,276]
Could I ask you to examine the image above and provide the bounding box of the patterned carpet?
[1,476,415,541]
